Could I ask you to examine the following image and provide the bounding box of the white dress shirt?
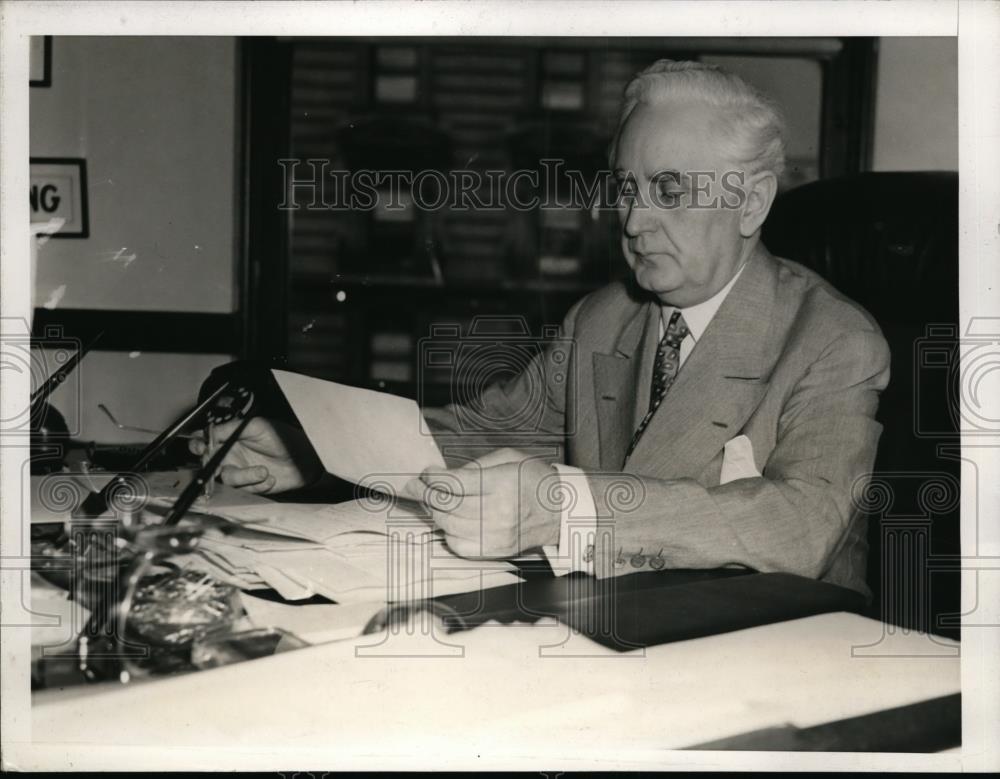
[657,261,746,364]
[544,263,747,575]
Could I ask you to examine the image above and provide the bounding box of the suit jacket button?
[649,556,665,570]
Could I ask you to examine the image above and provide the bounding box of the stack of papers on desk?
[178,498,521,604]
[176,371,520,603]
[170,372,521,606]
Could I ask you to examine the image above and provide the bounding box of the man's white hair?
[611,59,787,180]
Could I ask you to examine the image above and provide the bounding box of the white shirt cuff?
[542,463,598,576]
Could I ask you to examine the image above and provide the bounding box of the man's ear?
[739,170,778,237]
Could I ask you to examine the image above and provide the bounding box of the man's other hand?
[188,417,323,495]
[414,448,561,559]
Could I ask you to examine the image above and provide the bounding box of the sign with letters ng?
[30,158,89,238]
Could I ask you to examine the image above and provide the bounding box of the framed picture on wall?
[29,36,52,87]
[30,158,89,238]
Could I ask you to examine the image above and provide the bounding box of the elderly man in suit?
[200,60,889,598]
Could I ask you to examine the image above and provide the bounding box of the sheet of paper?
[199,525,325,553]
[206,498,435,544]
[191,504,519,604]
[277,538,519,604]
[254,563,318,601]
[239,593,386,645]
[272,370,445,497]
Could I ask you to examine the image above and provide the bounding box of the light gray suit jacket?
[424,244,891,597]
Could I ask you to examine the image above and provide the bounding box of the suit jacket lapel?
[592,299,656,471]
[631,302,662,429]
[625,247,780,478]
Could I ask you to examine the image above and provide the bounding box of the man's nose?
[623,199,656,237]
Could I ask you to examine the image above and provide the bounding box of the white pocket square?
[720,434,761,485]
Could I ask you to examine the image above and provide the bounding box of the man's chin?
[633,268,682,300]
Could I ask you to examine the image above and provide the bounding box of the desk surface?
[29,610,959,768]
[25,473,961,767]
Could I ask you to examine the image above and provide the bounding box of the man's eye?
[656,182,685,202]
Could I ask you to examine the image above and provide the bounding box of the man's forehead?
[614,99,732,174]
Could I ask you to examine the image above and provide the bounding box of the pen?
[164,414,252,526]
[203,420,216,499]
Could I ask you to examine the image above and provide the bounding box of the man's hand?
[188,417,323,495]
[413,448,562,559]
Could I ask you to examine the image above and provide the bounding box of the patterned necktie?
[625,310,690,459]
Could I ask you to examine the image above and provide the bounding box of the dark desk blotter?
[437,569,865,651]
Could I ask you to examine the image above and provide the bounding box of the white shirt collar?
[661,261,747,342]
